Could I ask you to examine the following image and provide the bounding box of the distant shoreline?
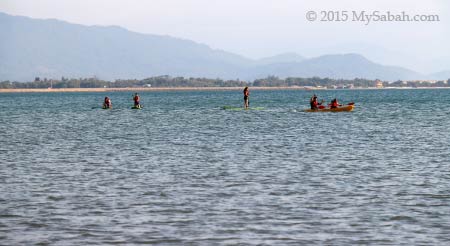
[0,87,449,93]
[0,87,317,93]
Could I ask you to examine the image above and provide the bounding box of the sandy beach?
[2,87,448,93]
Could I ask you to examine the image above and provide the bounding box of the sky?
[0,0,448,73]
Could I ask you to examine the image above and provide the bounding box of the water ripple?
[1,89,450,245]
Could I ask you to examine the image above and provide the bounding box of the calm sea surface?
[1,89,450,245]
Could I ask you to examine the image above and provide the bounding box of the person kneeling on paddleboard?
[133,93,141,108]
[103,97,112,109]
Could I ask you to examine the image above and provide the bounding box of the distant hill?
[256,52,305,65]
[429,70,450,80]
[0,12,436,82]
[250,54,423,81]
[0,12,252,81]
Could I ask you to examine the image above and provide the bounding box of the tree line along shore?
[1,75,449,90]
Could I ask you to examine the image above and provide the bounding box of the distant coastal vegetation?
[1,76,449,89]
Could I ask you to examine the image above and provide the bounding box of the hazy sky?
[1,0,448,73]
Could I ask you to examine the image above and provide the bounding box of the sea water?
[1,89,450,245]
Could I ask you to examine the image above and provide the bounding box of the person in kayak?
[243,86,250,109]
[310,94,322,110]
[330,98,341,109]
[133,93,141,108]
[103,96,112,109]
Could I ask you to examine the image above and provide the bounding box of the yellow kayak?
[304,105,354,112]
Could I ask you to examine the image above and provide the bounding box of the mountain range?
[0,12,447,82]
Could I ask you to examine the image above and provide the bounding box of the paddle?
[330,101,354,106]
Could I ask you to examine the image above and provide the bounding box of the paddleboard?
[222,106,264,111]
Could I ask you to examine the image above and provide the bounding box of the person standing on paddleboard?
[243,86,249,109]
[133,93,141,108]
